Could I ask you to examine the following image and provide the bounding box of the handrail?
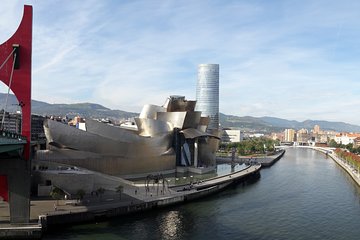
[0,129,27,141]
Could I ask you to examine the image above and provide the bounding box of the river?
[43,148,360,240]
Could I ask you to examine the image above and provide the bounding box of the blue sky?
[1,0,360,125]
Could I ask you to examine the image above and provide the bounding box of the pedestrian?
[54,203,57,211]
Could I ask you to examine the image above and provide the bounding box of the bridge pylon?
[0,5,32,224]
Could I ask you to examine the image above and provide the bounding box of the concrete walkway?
[217,150,285,167]
[0,191,143,223]
[170,165,260,191]
[1,170,184,223]
[0,163,262,231]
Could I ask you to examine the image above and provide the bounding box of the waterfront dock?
[217,149,285,167]
[41,164,261,228]
[171,164,260,192]
[0,163,261,237]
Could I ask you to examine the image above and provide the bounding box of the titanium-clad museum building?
[36,96,220,178]
[36,64,220,178]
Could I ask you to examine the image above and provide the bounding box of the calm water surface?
[43,148,360,240]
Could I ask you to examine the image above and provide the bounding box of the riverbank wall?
[39,164,261,231]
[0,224,42,239]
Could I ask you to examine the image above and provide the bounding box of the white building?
[248,133,264,138]
[221,130,243,143]
[284,129,296,142]
[335,133,360,145]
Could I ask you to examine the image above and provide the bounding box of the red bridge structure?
[0,5,32,224]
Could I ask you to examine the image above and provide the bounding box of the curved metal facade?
[139,104,166,119]
[39,95,221,177]
[195,64,219,130]
[43,119,175,176]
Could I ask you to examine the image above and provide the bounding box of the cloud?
[0,1,25,44]
[1,0,360,125]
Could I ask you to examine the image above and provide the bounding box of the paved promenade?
[0,164,261,227]
[1,192,141,223]
[217,149,285,167]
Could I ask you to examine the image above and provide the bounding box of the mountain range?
[0,93,138,120]
[1,93,360,133]
[220,114,360,133]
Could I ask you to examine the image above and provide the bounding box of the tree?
[220,137,279,156]
[76,189,86,202]
[328,139,339,148]
[115,185,124,200]
[50,186,64,205]
[237,143,246,156]
[346,143,354,153]
[254,140,264,153]
[96,187,105,201]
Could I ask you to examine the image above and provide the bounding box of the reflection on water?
[159,211,182,240]
[43,148,360,240]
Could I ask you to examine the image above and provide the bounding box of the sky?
[1,0,360,125]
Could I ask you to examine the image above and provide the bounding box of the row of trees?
[50,187,88,203]
[328,139,360,154]
[334,148,360,169]
[220,137,280,156]
[50,185,125,204]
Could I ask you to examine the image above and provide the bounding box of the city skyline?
[1,1,360,125]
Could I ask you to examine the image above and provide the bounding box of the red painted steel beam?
[0,175,8,202]
[0,5,32,161]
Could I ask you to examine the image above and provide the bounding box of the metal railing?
[0,129,27,144]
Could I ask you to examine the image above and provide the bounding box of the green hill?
[1,93,359,132]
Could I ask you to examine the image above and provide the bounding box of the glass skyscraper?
[195,64,219,130]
